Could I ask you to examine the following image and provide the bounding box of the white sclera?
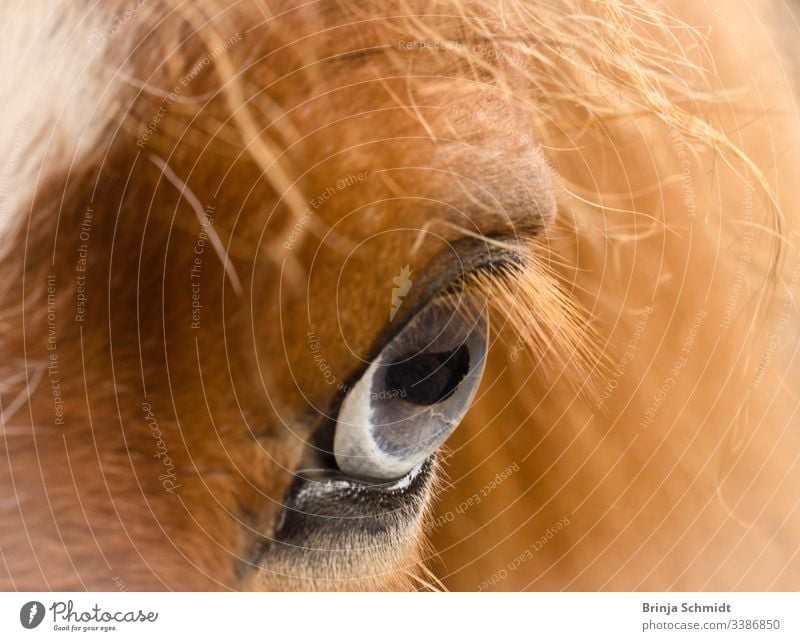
[334,301,488,480]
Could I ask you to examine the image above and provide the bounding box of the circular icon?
[20,601,45,629]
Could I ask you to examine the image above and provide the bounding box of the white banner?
[1,592,797,639]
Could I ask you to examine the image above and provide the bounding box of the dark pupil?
[384,345,470,405]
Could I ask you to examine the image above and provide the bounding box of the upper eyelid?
[388,235,525,330]
[314,239,521,430]
[343,239,522,386]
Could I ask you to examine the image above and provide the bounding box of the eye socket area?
[332,298,488,480]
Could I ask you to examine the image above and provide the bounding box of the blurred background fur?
[1,0,799,590]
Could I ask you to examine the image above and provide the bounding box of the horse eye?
[333,298,488,480]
